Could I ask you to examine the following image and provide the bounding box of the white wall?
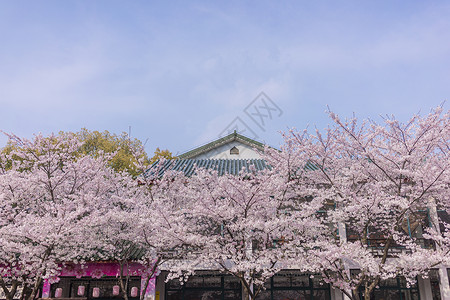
[192,141,262,160]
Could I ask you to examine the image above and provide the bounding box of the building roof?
[178,130,265,159]
[145,132,272,177]
[146,158,270,177]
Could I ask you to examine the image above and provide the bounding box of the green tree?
[1,129,175,176]
[150,147,176,164]
[71,128,151,176]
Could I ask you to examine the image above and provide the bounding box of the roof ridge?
[178,131,265,159]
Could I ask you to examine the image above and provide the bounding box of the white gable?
[178,131,266,160]
[191,140,262,160]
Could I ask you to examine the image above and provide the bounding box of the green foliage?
[0,143,15,171]
[150,147,176,164]
[70,128,151,176]
[1,129,176,176]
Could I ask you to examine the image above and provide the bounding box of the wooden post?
[429,198,450,300]
[338,222,351,300]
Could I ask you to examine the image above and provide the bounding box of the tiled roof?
[146,158,270,177]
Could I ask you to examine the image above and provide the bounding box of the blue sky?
[1,1,449,156]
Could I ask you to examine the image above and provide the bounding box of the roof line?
[145,158,270,177]
[178,130,265,159]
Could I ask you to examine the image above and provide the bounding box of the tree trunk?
[140,276,151,300]
[364,286,371,300]
[3,290,14,300]
[27,277,43,300]
[243,288,250,300]
[139,257,161,300]
[118,261,130,300]
[0,278,18,300]
[351,288,360,300]
[240,278,254,300]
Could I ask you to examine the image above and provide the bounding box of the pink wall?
[42,262,156,299]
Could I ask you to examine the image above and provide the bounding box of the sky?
[1,1,449,156]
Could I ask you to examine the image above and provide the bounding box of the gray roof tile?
[146,159,270,177]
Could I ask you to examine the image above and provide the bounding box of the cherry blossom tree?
[133,168,200,299]
[90,154,200,300]
[0,133,127,300]
[3,106,447,300]
[265,107,450,300]
[172,166,323,300]
[81,166,143,300]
